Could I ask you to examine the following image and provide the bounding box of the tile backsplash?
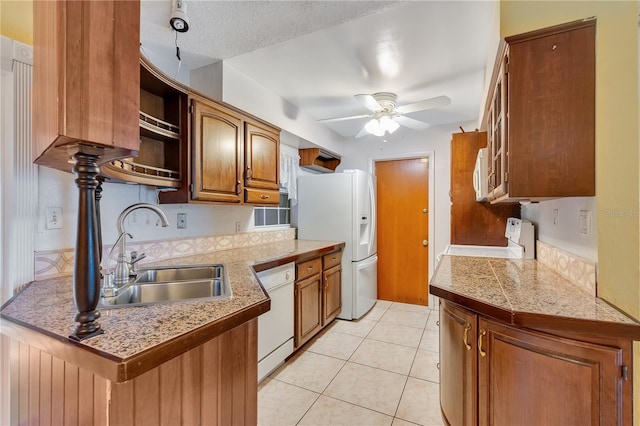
[536,240,597,296]
[34,228,296,281]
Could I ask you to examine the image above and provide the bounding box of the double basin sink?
[100,264,232,308]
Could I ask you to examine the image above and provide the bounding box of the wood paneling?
[450,131,519,246]
[376,158,429,305]
[7,319,258,425]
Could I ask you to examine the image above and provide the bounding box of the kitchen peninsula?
[430,255,640,425]
[1,239,344,425]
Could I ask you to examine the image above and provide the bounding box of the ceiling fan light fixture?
[380,116,399,134]
[365,118,384,136]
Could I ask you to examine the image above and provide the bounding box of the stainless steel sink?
[99,264,231,308]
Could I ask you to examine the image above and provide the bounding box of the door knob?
[422,209,428,213]
[422,240,428,246]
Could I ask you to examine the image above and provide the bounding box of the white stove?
[444,217,535,259]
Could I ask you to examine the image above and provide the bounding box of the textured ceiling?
[140,1,496,139]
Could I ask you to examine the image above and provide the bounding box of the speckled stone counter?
[430,255,640,339]
[1,239,344,382]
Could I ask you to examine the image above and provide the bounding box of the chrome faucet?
[110,203,170,288]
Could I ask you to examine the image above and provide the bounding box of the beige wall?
[500,1,640,422]
[0,1,33,44]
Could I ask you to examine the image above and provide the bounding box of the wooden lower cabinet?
[322,264,342,323]
[295,273,323,348]
[439,300,477,426]
[295,250,343,348]
[440,300,631,426]
[7,319,258,426]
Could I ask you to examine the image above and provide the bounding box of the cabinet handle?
[478,329,487,357]
[307,266,313,272]
[260,194,270,199]
[436,320,440,327]
[463,323,472,351]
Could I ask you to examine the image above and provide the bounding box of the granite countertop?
[430,255,640,339]
[1,239,344,381]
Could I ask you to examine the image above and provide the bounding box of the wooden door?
[322,265,342,325]
[191,99,242,203]
[478,317,625,426]
[440,301,478,426]
[375,158,429,305]
[294,274,322,348]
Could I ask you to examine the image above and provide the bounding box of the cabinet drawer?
[297,258,322,281]
[323,251,342,269]
[244,188,280,205]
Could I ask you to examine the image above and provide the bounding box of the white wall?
[36,167,258,252]
[521,197,598,262]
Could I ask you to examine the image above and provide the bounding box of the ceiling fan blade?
[317,114,372,123]
[394,115,430,131]
[354,127,370,138]
[396,95,451,115]
[354,94,383,112]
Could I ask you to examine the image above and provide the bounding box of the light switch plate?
[579,210,591,236]
[45,207,63,229]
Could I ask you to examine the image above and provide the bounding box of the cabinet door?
[245,122,280,192]
[507,23,595,198]
[440,301,478,426]
[322,265,342,325]
[488,53,508,201]
[33,0,140,168]
[295,274,322,348]
[478,317,624,426]
[192,99,242,203]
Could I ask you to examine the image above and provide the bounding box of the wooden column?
[69,145,105,341]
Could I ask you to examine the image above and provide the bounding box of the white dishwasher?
[257,262,295,382]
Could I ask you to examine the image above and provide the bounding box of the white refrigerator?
[297,169,377,320]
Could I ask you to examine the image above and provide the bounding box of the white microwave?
[473,148,489,202]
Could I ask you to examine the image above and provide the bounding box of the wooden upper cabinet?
[32,0,140,171]
[191,98,243,203]
[450,131,519,246]
[486,19,595,202]
[244,121,280,205]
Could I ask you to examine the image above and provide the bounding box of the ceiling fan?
[318,92,451,138]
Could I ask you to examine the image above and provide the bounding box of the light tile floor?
[258,300,443,426]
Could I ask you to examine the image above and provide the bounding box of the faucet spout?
[111,203,170,287]
[117,203,170,234]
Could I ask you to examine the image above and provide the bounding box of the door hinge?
[189,105,194,114]
[504,62,509,74]
[622,365,629,381]
[504,172,509,183]
[189,183,194,193]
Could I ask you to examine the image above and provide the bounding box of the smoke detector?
[169,0,190,33]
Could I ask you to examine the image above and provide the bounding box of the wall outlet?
[177,212,187,229]
[128,210,143,227]
[235,222,242,233]
[552,209,559,227]
[45,207,63,230]
[578,210,591,236]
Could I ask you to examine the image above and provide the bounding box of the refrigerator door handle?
[368,175,376,256]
